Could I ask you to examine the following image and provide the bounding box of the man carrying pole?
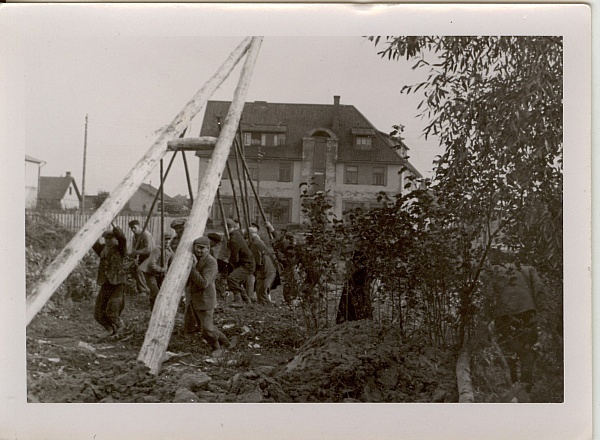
[91,224,128,338]
[187,237,231,357]
[128,219,154,296]
[225,218,255,306]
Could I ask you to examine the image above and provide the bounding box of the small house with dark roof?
[38,172,81,210]
[124,182,177,214]
[196,96,422,225]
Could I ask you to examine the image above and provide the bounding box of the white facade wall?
[61,182,80,210]
[200,159,304,224]
[331,163,406,218]
[25,160,40,208]
[198,157,421,225]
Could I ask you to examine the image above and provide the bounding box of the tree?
[262,197,288,223]
[93,191,110,211]
[368,36,563,342]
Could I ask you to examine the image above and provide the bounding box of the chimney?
[333,95,340,134]
[66,171,71,177]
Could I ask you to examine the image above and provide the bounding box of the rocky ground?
[26,287,459,403]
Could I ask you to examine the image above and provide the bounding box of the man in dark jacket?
[485,250,544,391]
[225,218,255,305]
[248,226,277,305]
[128,220,154,295]
[92,225,128,337]
[138,231,173,310]
[187,237,230,357]
[208,232,229,299]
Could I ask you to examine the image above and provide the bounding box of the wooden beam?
[26,37,253,326]
[138,37,263,375]
[167,136,218,151]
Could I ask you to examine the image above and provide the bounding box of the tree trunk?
[336,252,372,324]
[456,349,475,403]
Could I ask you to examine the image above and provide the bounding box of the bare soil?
[26,286,460,403]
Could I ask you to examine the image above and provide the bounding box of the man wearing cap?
[138,231,174,310]
[170,218,186,253]
[187,237,230,357]
[92,225,128,337]
[484,249,544,392]
[248,226,278,305]
[128,220,154,295]
[225,218,255,305]
[208,232,229,299]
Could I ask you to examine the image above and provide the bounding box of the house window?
[279,162,292,182]
[355,136,372,150]
[273,134,286,146]
[244,132,286,147]
[69,187,72,195]
[345,165,358,184]
[372,167,386,186]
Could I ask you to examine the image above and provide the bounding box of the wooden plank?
[167,136,218,151]
[26,37,253,326]
[138,36,263,375]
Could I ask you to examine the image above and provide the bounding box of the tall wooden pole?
[26,37,253,326]
[80,114,88,214]
[181,151,195,205]
[138,37,263,374]
[216,188,230,240]
[235,137,272,240]
[142,151,178,234]
[160,159,165,266]
[233,139,251,236]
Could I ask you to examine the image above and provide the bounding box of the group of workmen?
[91,215,546,390]
[92,216,282,357]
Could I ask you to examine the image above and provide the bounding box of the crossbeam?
[167,136,218,151]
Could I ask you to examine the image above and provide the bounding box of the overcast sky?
[10,28,441,198]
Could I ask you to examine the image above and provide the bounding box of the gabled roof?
[139,183,175,202]
[198,100,406,164]
[38,175,81,201]
[172,194,191,205]
[25,154,44,164]
[378,131,423,179]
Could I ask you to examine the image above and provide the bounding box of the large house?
[196,96,422,226]
[25,155,45,209]
[38,171,81,210]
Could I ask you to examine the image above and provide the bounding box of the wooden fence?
[25,210,180,245]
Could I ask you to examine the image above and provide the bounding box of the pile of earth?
[268,320,458,402]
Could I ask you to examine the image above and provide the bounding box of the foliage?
[37,199,63,210]
[26,213,99,313]
[368,36,563,340]
[94,191,110,210]
[293,185,345,333]
[262,197,288,223]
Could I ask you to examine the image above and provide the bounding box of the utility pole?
[80,114,88,214]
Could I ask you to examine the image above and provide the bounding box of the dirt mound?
[269,320,458,402]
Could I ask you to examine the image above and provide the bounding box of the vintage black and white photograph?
[1,3,592,440]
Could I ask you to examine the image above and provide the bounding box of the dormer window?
[241,125,287,147]
[351,127,375,151]
[355,136,372,150]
